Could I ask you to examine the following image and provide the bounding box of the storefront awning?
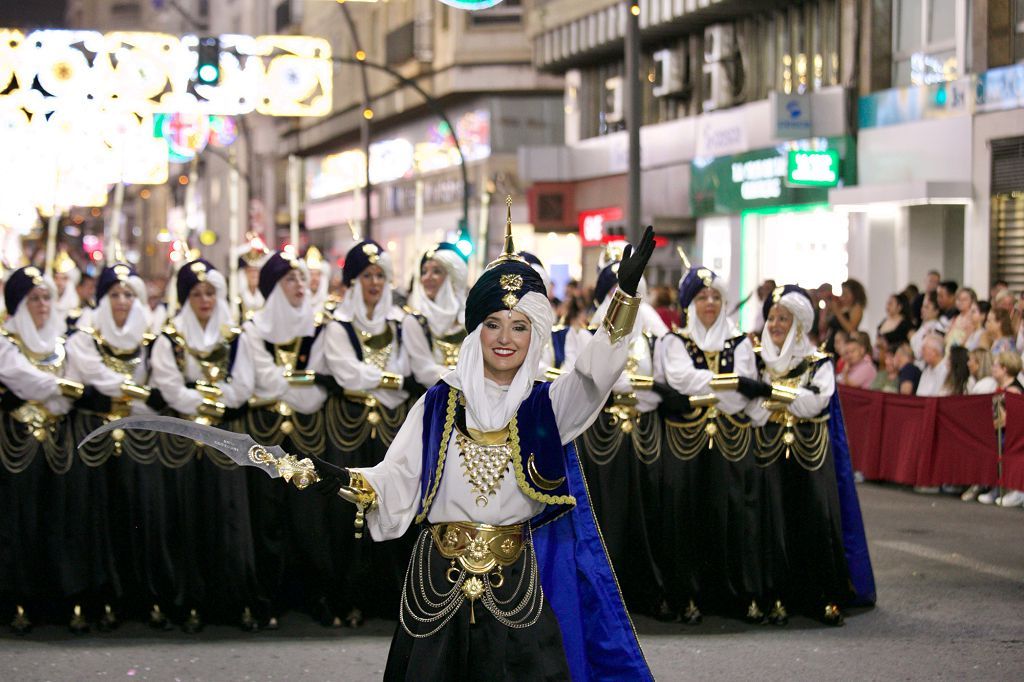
[829,181,973,209]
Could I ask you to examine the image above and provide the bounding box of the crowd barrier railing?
[837,386,1024,491]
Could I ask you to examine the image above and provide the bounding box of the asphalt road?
[2,483,1022,681]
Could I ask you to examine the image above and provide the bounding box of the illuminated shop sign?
[578,207,624,246]
[786,149,840,188]
[690,136,855,216]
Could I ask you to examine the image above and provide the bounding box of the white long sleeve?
[402,315,447,387]
[149,335,204,414]
[654,334,755,415]
[64,332,154,416]
[322,321,409,410]
[243,324,325,414]
[639,302,670,338]
[747,361,835,425]
[0,338,63,403]
[549,326,630,443]
[216,336,255,409]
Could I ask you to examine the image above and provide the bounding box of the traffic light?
[196,37,220,86]
[455,219,473,258]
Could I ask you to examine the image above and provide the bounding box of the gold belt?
[429,521,525,575]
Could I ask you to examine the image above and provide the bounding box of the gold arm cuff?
[284,370,316,386]
[602,289,640,344]
[57,378,85,400]
[338,471,378,510]
[378,371,403,390]
[544,366,565,382]
[770,384,799,404]
[195,382,223,400]
[628,373,654,390]
[247,396,278,409]
[197,399,226,419]
[688,393,720,407]
[120,381,151,401]
[709,373,740,392]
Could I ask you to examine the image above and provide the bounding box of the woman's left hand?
[616,226,656,297]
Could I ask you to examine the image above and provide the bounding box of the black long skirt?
[0,417,48,618]
[576,410,664,614]
[384,529,570,682]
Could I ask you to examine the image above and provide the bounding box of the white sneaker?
[997,490,1024,507]
[960,485,983,502]
[978,489,999,504]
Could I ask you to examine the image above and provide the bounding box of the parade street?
[1,483,1021,681]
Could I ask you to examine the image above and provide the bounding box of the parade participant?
[243,251,332,628]
[52,251,87,330]
[0,267,85,633]
[320,240,411,627]
[311,216,656,681]
[653,258,760,623]
[64,261,164,633]
[304,246,332,312]
[575,258,664,615]
[746,285,875,625]
[146,275,169,335]
[236,234,271,322]
[149,259,258,632]
[597,242,670,338]
[403,243,469,392]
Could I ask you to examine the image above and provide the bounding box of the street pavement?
[1,483,1022,681]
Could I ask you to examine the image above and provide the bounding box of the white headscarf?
[238,270,265,313]
[683,278,734,352]
[444,291,554,432]
[336,251,394,336]
[409,249,468,337]
[760,291,817,374]
[54,265,82,316]
[93,275,151,352]
[5,277,63,355]
[252,280,315,345]
[173,269,233,353]
[310,262,331,310]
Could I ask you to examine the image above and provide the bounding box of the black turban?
[465,260,546,334]
[177,259,218,304]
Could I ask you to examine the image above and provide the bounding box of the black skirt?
[384,528,570,682]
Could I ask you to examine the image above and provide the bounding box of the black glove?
[736,377,773,399]
[145,388,167,411]
[615,225,656,297]
[0,390,26,412]
[308,455,350,497]
[652,382,690,414]
[314,373,341,395]
[222,405,248,422]
[74,386,113,414]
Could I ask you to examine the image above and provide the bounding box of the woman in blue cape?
[312,218,655,681]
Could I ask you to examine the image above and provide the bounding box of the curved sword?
[78,415,321,488]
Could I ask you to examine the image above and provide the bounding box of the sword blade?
[77,415,286,479]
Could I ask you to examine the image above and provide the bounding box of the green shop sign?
[691,136,855,216]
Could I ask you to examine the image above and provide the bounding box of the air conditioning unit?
[605,75,624,124]
[704,24,735,63]
[653,48,688,98]
[702,61,737,111]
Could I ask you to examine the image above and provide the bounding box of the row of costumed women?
[0,237,874,635]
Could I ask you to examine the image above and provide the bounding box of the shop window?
[892,0,969,86]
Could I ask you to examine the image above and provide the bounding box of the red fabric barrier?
[1002,393,1024,490]
[837,386,1003,487]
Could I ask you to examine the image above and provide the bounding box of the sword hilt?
[247,444,320,489]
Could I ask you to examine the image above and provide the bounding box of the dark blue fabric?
[96,263,138,302]
[176,259,217,304]
[337,320,363,362]
[4,266,44,314]
[677,266,719,310]
[827,392,877,606]
[416,382,651,681]
[258,251,299,299]
[551,328,569,370]
[464,260,546,334]
[343,240,386,285]
[594,264,617,305]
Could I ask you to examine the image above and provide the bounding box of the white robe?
[149,331,255,414]
[64,332,155,417]
[355,327,628,541]
[321,313,411,411]
[653,333,756,416]
[401,313,461,388]
[746,362,835,427]
[243,321,328,415]
[0,339,72,415]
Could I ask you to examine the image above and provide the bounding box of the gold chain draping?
[753,417,830,471]
[579,410,662,466]
[324,394,407,452]
[664,407,751,462]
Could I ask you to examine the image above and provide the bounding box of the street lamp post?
[624,1,643,246]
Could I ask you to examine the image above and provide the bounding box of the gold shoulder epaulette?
[222,325,242,341]
[142,333,157,345]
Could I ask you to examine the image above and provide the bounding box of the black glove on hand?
[145,388,168,411]
[615,225,656,297]
[222,405,247,422]
[736,377,773,400]
[652,382,690,414]
[308,455,350,497]
[0,390,26,412]
[75,386,113,414]
[314,373,341,395]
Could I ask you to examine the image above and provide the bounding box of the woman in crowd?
[824,279,866,355]
[910,291,942,362]
[747,285,873,626]
[402,243,469,394]
[945,288,978,349]
[987,308,1017,354]
[876,294,913,349]
[0,267,83,633]
[65,262,164,632]
[966,300,991,350]
[941,346,971,396]
[838,331,877,389]
[959,349,999,503]
[244,251,331,628]
[980,351,1024,507]
[868,339,898,392]
[150,259,258,632]
[320,240,410,627]
[311,226,656,680]
[654,262,759,623]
